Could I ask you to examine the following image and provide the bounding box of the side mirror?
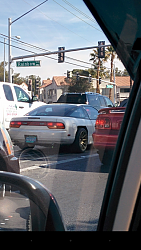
[32,96,38,102]
[0,171,66,231]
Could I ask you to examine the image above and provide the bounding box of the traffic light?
[76,72,79,82]
[99,77,101,85]
[58,47,65,63]
[117,92,120,98]
[98,41,105,58]
[67,70,72,78]
[28,79,32,91]
[35,79,39,91]
[89,74,92,83]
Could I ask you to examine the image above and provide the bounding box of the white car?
[0,82,45,129]
[9,104,98,153]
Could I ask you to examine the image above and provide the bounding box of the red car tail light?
[10,121,22,128]
[95,118,111,129]
[46,122,65,129]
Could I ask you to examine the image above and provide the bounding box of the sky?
[0,0,124,82]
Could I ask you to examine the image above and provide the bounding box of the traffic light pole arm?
[12,44,111,61]
[71,74,115,84]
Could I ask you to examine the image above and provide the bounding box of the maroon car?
[92,107,125,164]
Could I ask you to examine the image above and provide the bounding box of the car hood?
[84,0,141,80]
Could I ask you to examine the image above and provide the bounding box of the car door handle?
[19,106,24,109]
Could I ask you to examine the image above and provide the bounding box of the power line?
[0,39,112,72]
[21,0,93,43]
[0,33,93,66]
[0,35,112,71]
[52,0,102,32]
[12,0,48,24]
[0,34,111,71]
[62,0,97,24]
[0,39,90,69]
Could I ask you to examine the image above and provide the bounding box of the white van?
[0,82,44,129]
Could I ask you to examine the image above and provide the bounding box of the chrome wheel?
[79,130,88,152]
[73,128,88,153]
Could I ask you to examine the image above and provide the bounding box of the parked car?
[57,92,114,110]
[92,107,125,164]
[0,82,44,129]
[9,104,98,153]
[119,98,128,107]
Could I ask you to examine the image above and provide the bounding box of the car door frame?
[97,60,141,231]
[84,0,141,232]
[2,83,18,129]
[13,85,32,116]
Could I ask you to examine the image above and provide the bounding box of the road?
[10,145,109,231]
[0,191,30,231]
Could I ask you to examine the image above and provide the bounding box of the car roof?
[61,92,101,96]
[84,0,140,81]
[35,103,96,108]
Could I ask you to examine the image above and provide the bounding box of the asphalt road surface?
[0,191,30,231]
[13,145,110,231]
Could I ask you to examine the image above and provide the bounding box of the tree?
[12,73,26,85]
[115,67,122,76]
[66,69,93,93]
[122,68,129,76]
[0,61,8,82]
[104,46,119,99]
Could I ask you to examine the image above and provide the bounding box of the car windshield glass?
[26,105,77,117]
[57,94,86,104]
[2,0,139,233]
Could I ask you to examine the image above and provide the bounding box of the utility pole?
[8,18,11,83]
[8,0,48,83]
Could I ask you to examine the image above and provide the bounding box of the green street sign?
[16,60,41,67]
[106,84,113,88]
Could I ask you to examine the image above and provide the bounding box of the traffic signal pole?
[11,44,111,61]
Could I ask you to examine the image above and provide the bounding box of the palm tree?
[104,46,118,99]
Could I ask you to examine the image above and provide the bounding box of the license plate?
[25,136,37,144]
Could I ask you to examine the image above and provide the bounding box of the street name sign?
[106,84,113,88]
[16,60,41,67]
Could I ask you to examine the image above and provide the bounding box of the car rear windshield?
[57,94,86,104]
[25,105,77,117]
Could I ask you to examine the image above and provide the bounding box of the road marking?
[20,153,98,172]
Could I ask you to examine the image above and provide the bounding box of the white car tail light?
[10,121,65,129]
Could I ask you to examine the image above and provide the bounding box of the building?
[91,76,133,104]
[39,76,70,103]
[115,76,133,103]
[39,75,133,104]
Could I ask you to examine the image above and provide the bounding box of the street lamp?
[4,35,20,82]
[8,0,48,83]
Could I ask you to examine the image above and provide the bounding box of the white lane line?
[20,153,98,172]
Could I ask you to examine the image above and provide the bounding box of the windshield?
[26,104,81,117]
[0,0,137,232]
